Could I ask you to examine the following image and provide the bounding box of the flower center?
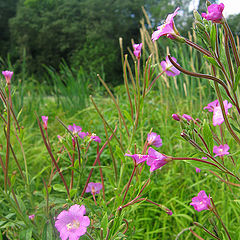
[91,186,96,194]
[67,220,80,230]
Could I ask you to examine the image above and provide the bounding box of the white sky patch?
[189,0,240,17]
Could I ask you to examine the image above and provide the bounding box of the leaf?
[210,24,216,51]
[42,222,53,240]
[203,55,219,68]
[233,66,240,92]
[53,184,66,193]
[101,213,108,238]
[19,228,32,240]
[230,123,240,134]
[202,120,214,154]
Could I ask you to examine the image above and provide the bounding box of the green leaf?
[210,24,216,51]
[233,66,240,92]
[42,222,53,240]
[70,189,77,198]
[101,213,108,238]
[202,120,214,154]
[20,228,32,240]
[230,123,240,134]
[203,55,219,68]
[53,184,66,193]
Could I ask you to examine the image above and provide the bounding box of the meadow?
[1,4,240,240]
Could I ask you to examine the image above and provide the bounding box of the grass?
[1,25,240,239]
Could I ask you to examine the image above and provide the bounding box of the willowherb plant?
[1,1,240,239]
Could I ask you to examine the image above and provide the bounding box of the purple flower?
[78,131,88,139]
[195,168,201,173]
[68,124,82,135]
[2,70,13,84]
[152,7,180,41]
[41,116,48,129]
[86,182,102,195]
[90,135,101,143]
[172,114,180,121]
[147,147,168,172]
[182,114,192,122]
[133,43,143,59]
[213,144,229,157]
[125,153,149,165]
[55,204,90,240]
[204,99,232,126]
[29,214,35,220]
[147,132,162,147]
[202,3,224,23]
[161,56,180,77]
[203,99,219,112]
[166,210,173,215]
[190,190,211,212]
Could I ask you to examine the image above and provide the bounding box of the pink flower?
[203,99,219,112]
[133,43,143,59]
[86,182,102,195]
[68,124,82,135]
[2,70,13,84]
[213,144,229,157]
[125,153,149,165]
[147,147,168,172]
[172,114,180,121]
[55,204,90,240]
[152,7,180,41]
[166,210,173,215]
[195,168,201,173]
[90,135,101,143]
[182,114,192,122]
[202,3,224,23]
[204,99,232,126]
[147,132,162,147]
[29,214,35,220]
[190,190,211,212]
[41,116,48,129]
[78,131,88,139]
[161,56,180,77]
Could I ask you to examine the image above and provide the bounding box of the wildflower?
[68,124,82,135]
[90,134,101,143]
[172,114,180,121]
[147,132,162,147]
[41,116,48,129]
[29,214,35,220]
[166,210,173,215]
[195,168,201,173]
[133,43,143,59]
[78,131,88,139]
[182,114,192,122]
[213,144,229,157]
[190,190,211,212]
[147,147,168,172]
[2,70,13,84]
[203,99,218,112]
[161,56,180,77]
[152,7,180,41]
[204,99,232,126]
[125,153,149,165]
[202,3,224,23]
[55,204,90,240]
[86,182,102,195]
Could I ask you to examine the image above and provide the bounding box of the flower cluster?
[68,124,101,143]
[125,132,170,172]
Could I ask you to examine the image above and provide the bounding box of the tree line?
[0,0,239,84]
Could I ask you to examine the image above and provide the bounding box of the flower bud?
[172,114,180,121]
